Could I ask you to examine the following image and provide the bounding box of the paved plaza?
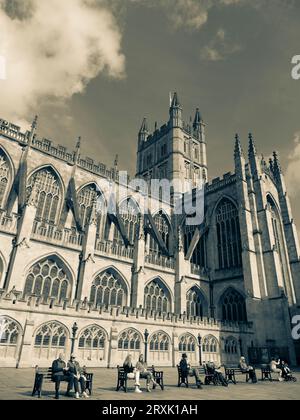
[0,367,299,400]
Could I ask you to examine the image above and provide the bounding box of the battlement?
[206,172,236,194]
[0,117,120,182]
[0,289,254,333]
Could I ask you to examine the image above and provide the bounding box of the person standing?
[52,353,74,400]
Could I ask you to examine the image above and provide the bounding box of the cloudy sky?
[0,0,300,229]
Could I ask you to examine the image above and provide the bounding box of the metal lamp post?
[70,322,78,357]
[198,333,202,366]
[144,329,149,363]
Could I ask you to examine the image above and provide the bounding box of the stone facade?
[0,94,299,368]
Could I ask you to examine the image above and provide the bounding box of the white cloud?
[285,132,300,197]
[200,28,241,61]
[0,0,125,122]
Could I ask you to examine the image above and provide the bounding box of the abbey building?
[0,93,299,368]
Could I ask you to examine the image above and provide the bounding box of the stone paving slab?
[0,368,299,400]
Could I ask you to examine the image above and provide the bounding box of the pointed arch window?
[179,334,196,353]
[23,258,71,301]
[77,184,104,229]
[0,149,11,208]
[202,335,218,354]
[0,317,20,346]
[90,269,127,307]
[27,168,61,224]
[78,326,106,350]
[221,289,247,322]
[34,322,67,349]
[114,198,140,245]
[144,279,170,313]
[118,329,141,351]
[149,211,171,254]
[216,198,242,269]
[267,196,287,288]
[186,287,207,318]
[224,337,238,354]
[149,331,170,352]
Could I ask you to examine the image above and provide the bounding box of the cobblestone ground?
[0,368,299,400]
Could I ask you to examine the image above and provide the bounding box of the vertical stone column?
[76,200,98,301]
[130,215,146,308]
[4,185,38,292]
[17,318,35,368]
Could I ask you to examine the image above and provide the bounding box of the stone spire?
[28,115,38,146]
[248,132,257,158]
[273,151,282,176]
[74,136,81,164]
[169,92,183,128]
[193,108,202,131]
[234,133,243,159]
[138,117,149,146]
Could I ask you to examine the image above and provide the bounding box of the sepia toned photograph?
[0,0,300,405]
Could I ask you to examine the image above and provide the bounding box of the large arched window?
[224,337,238,355]
[34,322,67,358]
[220,288,247,322]
[202,335,218,354]
[90,268,127,308]
[216,198,242,269]
[144,279,171,313]
[149,331,170,352]
[114,198,140,245]
[0,316,20,346]
[77,184,105,230]
[149,211,171,254]
[27,167,62,224]
[78,325,106,350]
[184,226,207,268]
[23,257,72,301]
[0,148,11,208]
[118,329,141,351]
[267,195,288,288]
[179,334,196,353]
[186,287,208,318]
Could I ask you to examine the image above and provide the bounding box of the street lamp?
[198,333,202,366]
[144,329,149,363]
[70,322,78,357]
[239,338,243,357]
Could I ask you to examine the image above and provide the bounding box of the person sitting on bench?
[270,358,284,382]
[67,354,89,399]
[136,354,158,392]
[206,361,228,387]
[52,353,74,399]
[123,354,142,393]
[179,353,202,389]
[239,356,257,383]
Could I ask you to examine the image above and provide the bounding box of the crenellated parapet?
[0,288,254,334]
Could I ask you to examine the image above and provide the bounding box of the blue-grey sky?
[1,0,300,229]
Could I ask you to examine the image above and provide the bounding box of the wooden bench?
[260,365,273,381]
[116,365,164,392]
[177,365,216,388]
[32,366,94,398]
[224,365,250,384]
